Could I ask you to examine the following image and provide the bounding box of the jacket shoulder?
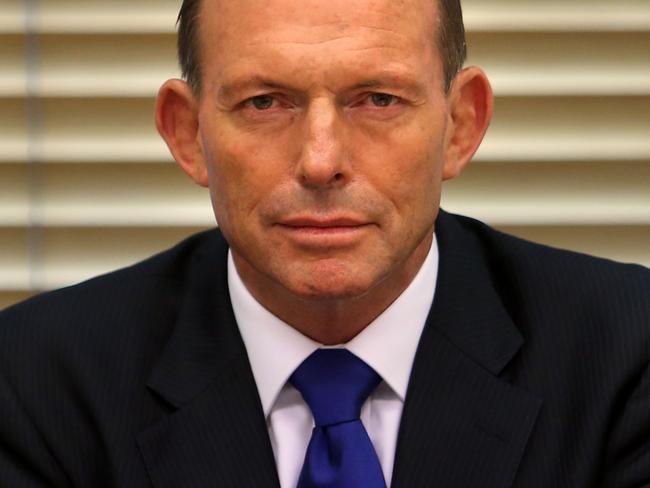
[450,212,650,290]
[441,212,650,336]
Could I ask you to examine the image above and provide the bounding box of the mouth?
[279,216,369,228]
[276,216,374,245]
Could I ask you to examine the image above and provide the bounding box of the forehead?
[198,0,436,34]
[196,0,440,87]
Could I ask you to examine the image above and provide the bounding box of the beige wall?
[1,0,649,308]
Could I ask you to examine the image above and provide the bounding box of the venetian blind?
[1,0,649,308]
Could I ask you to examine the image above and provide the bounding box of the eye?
[369,93,398,107]
[248,95,275,110]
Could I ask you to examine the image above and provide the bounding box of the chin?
[286,272,383,303]
[274,254,391,301]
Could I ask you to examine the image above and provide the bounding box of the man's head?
[156,0,492,341]
[177,0,467,95]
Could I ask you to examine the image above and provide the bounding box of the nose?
[296,98,348,188]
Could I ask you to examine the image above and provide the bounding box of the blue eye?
[250,95,274,110]
[370,93,396,107]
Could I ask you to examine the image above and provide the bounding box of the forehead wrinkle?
[248,36,358,48]
[251,27,411,47]
[239,31,424,73]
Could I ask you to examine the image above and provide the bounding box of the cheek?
[360,119,446,210]
[203,128,283,215]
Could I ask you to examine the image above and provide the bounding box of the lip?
[275,216,373,246]
[278,216,369,228]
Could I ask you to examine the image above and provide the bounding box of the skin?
[156,0,493,344]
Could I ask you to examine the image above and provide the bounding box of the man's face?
[195,0,452,301]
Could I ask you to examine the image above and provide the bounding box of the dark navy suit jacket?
[1,211,649,487]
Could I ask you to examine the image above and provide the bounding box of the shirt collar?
[229,236,438,416]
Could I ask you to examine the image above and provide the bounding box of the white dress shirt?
[228,237,438,488]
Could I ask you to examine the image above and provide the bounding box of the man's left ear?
[442,67,493,180]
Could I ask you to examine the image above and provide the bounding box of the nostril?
[334,173,343,181]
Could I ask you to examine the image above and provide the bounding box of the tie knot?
[290,349,381,427]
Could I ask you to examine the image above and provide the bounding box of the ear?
[155,79,209,187]
[442,67,493,181]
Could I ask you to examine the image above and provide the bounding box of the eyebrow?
[218,76,296,101]
[217,70,425,101]
[345,74,427,99]
[349,77,420,92]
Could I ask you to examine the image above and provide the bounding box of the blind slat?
[20,1,650,34]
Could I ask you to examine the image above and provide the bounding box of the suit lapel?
[136,232,280,488]
[392,212,542,488]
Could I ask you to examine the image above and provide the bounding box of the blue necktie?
[290,349,387,488]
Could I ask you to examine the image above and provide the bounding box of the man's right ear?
[155,79,209,187]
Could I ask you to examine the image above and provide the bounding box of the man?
[1,0,649,486]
